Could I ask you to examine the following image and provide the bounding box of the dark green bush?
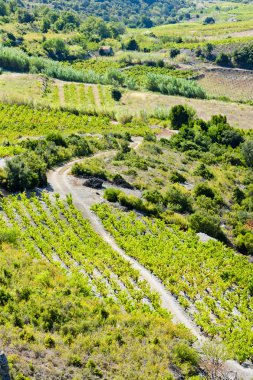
[193,163,214,180]
[189,211,224,240]
[169,105,195,129]
[166,185,192,213]
[170,170,186,183]
[111,89,122,101]
[194,183,215,199]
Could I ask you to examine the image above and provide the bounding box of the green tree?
[125,39,139,51]
[169,105,194,129]
[43,39,70,61]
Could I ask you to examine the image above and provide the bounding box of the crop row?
[93,204,253,362]
[0,193,162,315]
[0,103,149,141]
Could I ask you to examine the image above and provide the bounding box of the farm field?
[0,193,162,314]
[93,203,253,362]
[1,0,253,378]
[198,68,253,102]
[1,73,253,131]
[0,237,196,380]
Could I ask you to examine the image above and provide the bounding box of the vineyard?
[0,103,149,143]
[93,204,253,362]
[61,83,116,110]
[0,193,164,315]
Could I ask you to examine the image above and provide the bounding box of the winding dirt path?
[47,140,253,380]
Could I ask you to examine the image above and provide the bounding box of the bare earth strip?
[92,84,101,108]
[47,141,253,380]
[56,80,65,106]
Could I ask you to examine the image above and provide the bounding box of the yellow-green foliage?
[93,203,253,362]
[0,207,198,379]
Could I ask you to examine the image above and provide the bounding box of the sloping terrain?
[24,0,187,25]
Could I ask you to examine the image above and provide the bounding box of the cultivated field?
[1,73,253,130]
[198,68,253,101]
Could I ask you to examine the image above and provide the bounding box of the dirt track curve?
[47,140,253,380]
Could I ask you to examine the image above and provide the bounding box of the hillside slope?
[24,0,188,26]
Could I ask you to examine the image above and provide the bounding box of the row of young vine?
[0,193,163,315]
[93,203,253,362]
[0,103,149,141]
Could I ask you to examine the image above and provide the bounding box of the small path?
[47,139,253,380]
[57,81,65,106]
[92,85,101,108]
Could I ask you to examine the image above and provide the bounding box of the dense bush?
[235,232,253,255]
[0,45,102,83]
[216,53,231,67]
[72,162,107,180]
[170,170,186,183]
[104,188,158,215]
[166,185,192,213]
[193,163,214,180]
[189,211,223,240]
[194,183,215,199]
[241,140,253,168]
[0,228,18,248]
[6,153,47,191]
[146,74,206,99]
[233,43,253,69]
[142,189,163,205]
[169,105,195,129]
[111,89,122,102]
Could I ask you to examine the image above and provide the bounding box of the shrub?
[118,192,143,210]
[125,39,139,51]
[189,211,223,240]
[241,140,253,168]
[166,185,192,213]
[161,211,189,230]
[72,162,107,180]
[216,53,231,67]
[169,105,195,129]
[6,153,47,191]
[170,170,186,183]
[146,74,206,99]
[0,228,18,248]
[173,342,199,375]
[46,132,66,147]
[193,163,214,179]
[143,190,163,205]
[170,48,180,59]
[111,89,122,101]
[44,335,56,348]
[233,43,253,69]
[194,183,215,199]
[0,287,12,306]
[235,232,253,255]
[232,187,245,205]
[68,355,82,367]
[203,17,215,25]
[104,188,121,202]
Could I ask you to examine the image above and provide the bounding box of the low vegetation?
[1,0,253,377]
[93,203,253,362]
